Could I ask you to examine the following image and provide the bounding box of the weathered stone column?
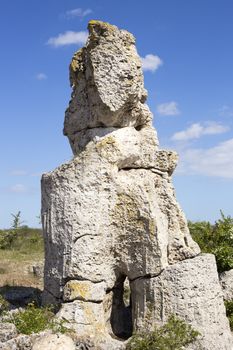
[41,20,233,349]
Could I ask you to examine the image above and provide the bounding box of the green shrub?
[126,315,200,350]
[225,300,233,331]
[4,303,70,335]
[0,227,43,253]
[0,230,17,249]
[189,211,233,273]
[0,294,9,314]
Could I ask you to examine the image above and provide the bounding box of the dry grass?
[0,227,44,289]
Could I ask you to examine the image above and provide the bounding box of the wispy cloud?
[65,8,92,18]
[141,54,163,72]
[9,184,28,193]
[172,122,229,141]
[219,105,233,117]
[47,31,88,47]
[177,138,233,179]
[10,170,28,176]
[157,101,180,116]
[36,73,47,80]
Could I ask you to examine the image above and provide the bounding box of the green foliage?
[225,300,233,331]
[11,211,25,229]
[188,211,233,273]
[0,230,17,249]
[126,315,200,350]
[0,226,43,253]
[0,294,9,314]
[4,303,70,335]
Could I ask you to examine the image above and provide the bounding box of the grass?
[0,294,9,312]
[0,226,44,289]
[0,226,44,254]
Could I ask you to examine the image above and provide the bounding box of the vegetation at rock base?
[188,211,233,273]
[3,302,70,335]
[225,300,233,331]
[126,315,200,350]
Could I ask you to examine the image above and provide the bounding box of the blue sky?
[1,0,233,228]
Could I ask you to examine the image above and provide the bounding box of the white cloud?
[141,54,163,72]
[157,101,180,116]
[66,8,92,18]
[177,138,233,179]
[9,184,27,193]
[10,170,27,176]
[219,105,233,117]
[172,122,229,141]
[36,73,47,80]
[47,31,88,47]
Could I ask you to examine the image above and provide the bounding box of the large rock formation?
[41,20,233,349]
[220,269,233,301]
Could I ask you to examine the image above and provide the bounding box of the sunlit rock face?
[41,20,232,350]
[64,20,152,140]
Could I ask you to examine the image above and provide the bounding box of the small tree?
[11,211,25,229]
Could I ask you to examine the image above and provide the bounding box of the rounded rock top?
[32,333,76,350]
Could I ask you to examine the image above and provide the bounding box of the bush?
[126,315,200,350]
[4,303,70,335]
[0,227,43,253]
[0,294,9,314]
[0,230,17,249]
[225,300,233,331]
[188,211,233,273]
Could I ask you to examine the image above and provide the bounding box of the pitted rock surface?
[219,269,233,301]
[64,20,152,140]
[131,254,233,350]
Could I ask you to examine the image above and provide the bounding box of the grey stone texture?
[0,323,17,343]
[32,334,76,350]
[41,20,233,349]
[220,269,233,301]
[131,254,233,350]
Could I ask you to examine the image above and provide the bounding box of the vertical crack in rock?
[41,20,233,349]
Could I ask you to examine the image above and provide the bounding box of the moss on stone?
[88,20,116,37]
[64,281,91,301]
[96,135,121,162]
[69,49,84,87]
